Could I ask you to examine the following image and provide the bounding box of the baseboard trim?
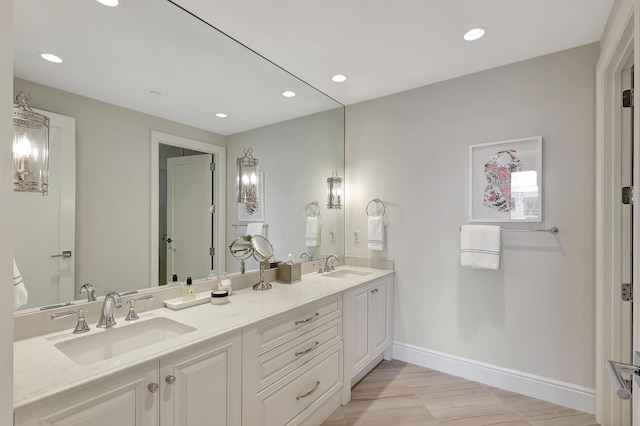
[392,341,595,414]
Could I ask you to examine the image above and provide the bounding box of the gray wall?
[345,43,598,388]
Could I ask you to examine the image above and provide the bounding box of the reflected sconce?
[326,171,342,209]
[236,147,259,203]
[13,91,50,195]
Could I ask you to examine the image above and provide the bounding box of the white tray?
[164,292,211,310]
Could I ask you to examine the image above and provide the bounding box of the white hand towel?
[13,258,28,310]
[246,222,265,236]
[305,216,319,247]
[460,225,501,270]
[368,216,384,251]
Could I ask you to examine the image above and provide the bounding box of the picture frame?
[469,136,542,223]
[238,172,264,222]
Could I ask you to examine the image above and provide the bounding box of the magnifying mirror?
[229,235,252,274]
[251,235,275,291]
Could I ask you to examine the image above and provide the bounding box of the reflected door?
[13,110,75,310]
[166,154,213,281]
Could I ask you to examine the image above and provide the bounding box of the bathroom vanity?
[13,266,394,425]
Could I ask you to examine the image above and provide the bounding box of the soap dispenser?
[182,276,196,301]
[218,272,232,295]
[169,273,179,287]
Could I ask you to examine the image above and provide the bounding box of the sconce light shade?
[327,172,342,209]
[237,147,259,203]
[13,91,50,195]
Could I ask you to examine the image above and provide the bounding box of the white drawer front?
[256,296,341,355]
[257,317,342,390]
[256,343,343,426]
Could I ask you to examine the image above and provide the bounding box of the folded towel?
[13,258,28,310]
[305,216,319,247]
[460,225,501,270]
[368,216,384,251]
[246,222,264,237]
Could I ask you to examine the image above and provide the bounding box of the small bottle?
[169,274,179,287]
[218,272,232,295]
[182,276,196,301]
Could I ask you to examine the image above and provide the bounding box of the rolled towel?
[13,258,28,310]
[246,222,265,237]
[460,225,501,270]
[368,216,384,251]
[305,216,319,247]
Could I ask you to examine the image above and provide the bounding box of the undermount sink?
[54,317,196,366]
[323,269,372,279]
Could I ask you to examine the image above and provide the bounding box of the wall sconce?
[236,147,259,203]
[326,171,342,209]
[13,91,50,195]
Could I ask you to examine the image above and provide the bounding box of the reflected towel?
[368,216,384,251]
[305,216,319,247]
[460,225,501,270]
[246,222,265,237]
[13,258,28,310]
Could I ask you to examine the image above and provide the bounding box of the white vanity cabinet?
[14,331,242,426]
[343,275,394,394]
[242,295,344,426]
[14,361,159,426]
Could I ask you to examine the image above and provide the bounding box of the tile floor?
[321,360,600,426]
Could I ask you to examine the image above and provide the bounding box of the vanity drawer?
[245,342,343,426]
[254,295,341,355]
[256,317,342,390]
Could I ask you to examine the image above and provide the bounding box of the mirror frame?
[150,131,227,286]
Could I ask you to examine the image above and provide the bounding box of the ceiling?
[14,0,615,135]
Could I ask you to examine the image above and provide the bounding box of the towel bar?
[233,223,269,228]
[460,226,559,234]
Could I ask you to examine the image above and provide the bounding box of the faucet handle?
[51,308,90,334]
[125,295,154,321]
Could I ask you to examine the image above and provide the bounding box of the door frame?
[150,131,226,287]
[596,2,635,424]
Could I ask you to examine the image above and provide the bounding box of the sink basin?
[323,269,372,279]
[54,317,196,366]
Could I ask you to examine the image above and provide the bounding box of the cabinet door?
[370,279,391,356]
[160,331,242,426]
[352,285,371,374]
[14,362,158,426]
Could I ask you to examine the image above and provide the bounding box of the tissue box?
[277,263,301,284]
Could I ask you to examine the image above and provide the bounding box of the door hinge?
[209,247,215,256]
[622,186,634,205]
[623,89,634,108]
[622,283,633,302]
[210,204,215,214]
[210,162,215,172]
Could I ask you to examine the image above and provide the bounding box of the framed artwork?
[238,172,264,222]
[469,136,542,223]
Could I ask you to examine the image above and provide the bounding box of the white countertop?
[14,266,393,409]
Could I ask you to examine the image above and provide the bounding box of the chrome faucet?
[97,291,123,328]
[79,283,97,302]
[323,255,340,273]
[300,252,313,261]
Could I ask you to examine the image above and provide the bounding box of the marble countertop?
[14,266,393,409]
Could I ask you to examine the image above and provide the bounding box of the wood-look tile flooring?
[321,360,600,426]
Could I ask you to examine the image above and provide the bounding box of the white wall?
[226,108,344,272]
[12,79,226,294]
[346,44,599,390]
[1,0,13,421]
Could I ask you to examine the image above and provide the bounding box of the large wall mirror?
[13,0,344,313]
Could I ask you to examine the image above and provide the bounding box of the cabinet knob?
[165,375,177,385]
[147,382,159,393]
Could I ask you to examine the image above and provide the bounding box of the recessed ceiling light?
[96,0,119,6]
[39,52,63,63]
[463,27,487,41]
[282,91,296,98]
[216,113,228,118]
[332,74,347,83]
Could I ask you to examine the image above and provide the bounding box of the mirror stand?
[253,261,272,291]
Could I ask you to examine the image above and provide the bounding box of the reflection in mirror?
[13,0,344,313]
[250,235,275,291]
[229,235,252,274]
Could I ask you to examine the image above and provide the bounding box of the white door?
[166,154,212,281]
[13,110,75,310]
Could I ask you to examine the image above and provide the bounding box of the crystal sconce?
[237,147,259,203]
[326,171,342,209]
[13,91,50,195]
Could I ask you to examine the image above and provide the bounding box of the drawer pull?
[147,382,159,393]
[296,381,320,400]
[295,341,320,357]
[295,312,319,325]
[165,375,176,385]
